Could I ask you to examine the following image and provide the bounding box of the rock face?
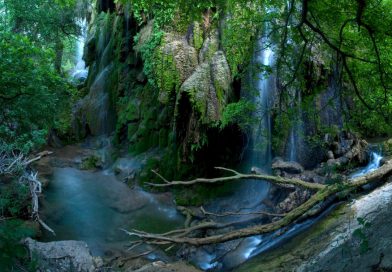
[272,157,304,174]
[74,65,116,136]
[24,238,102,272]
[72,12,120,138]
[238,178,392,272]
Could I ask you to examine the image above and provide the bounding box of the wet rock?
[251,166,265,174]
[382,138,392,156]
[132,261,201,272]
[113,157,142,182]
[277,188,312,213]
[326,150,334,160]
[272,157,304,174]
[326,138,368,168]
[24,238,102,272]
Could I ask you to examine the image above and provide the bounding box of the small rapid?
[350,151,383,179]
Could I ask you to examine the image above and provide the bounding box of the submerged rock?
[24,238,102,272]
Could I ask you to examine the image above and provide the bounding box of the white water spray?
[71,18,88,81]
[351,152,383,179]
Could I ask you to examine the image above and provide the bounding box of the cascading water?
[251,34,275,169]
[287,89,304,162]
[194,24,278,271]
[71,18,88,82]
[351,151,383,179]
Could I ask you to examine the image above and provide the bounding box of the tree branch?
[125,160,392,246]
[146,167,325,191]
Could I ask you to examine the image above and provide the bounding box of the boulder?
[179,51,231,124]
[24,238,102,272]
[272,157,304,174]
[154,33,199,103]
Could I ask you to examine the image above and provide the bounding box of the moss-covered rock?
[191,22,204,51]
[179,51,232,124]
[382,138,392,156]
[153,33,199,103]
[199,29,219,63]
[133,20,154,53]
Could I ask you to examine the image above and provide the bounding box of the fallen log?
[147,167,325,191]
[123,160,392,246]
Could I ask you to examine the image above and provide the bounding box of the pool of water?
[40,167,184,256]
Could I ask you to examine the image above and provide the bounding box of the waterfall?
[287,89,304,162]
[124,2,131,54]
[71,18,88,82]
[250,29,276,170]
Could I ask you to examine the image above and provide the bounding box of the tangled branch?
[123,160,392,247]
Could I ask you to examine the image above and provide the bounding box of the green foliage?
[0,219,37,271]
[0,181,30,218]
[220,99,256,131]
[117,0,216,28]
[80,155,101,170]
[135,28,164,86]
[221,0,263,77]
[353,217,372,254]
[0,32,72,153]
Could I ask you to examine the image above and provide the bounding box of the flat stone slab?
[24,238,102,272]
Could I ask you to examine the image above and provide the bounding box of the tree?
[2,0,82,72]
[0,32,71,153]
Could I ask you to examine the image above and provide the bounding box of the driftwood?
[148,167,325,190]
[124,161,392,246]
[0,150,55,235]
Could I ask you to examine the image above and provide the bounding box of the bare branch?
[124,160,392,246]
[147,167,325,191]
[200,206,286,218]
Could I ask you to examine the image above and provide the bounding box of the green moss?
[153,39,180,103]
[80,155,100,170]
[193,22,203,50]
[127,123,138,139]
[159,128,168,148]
[382,138,392,156]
